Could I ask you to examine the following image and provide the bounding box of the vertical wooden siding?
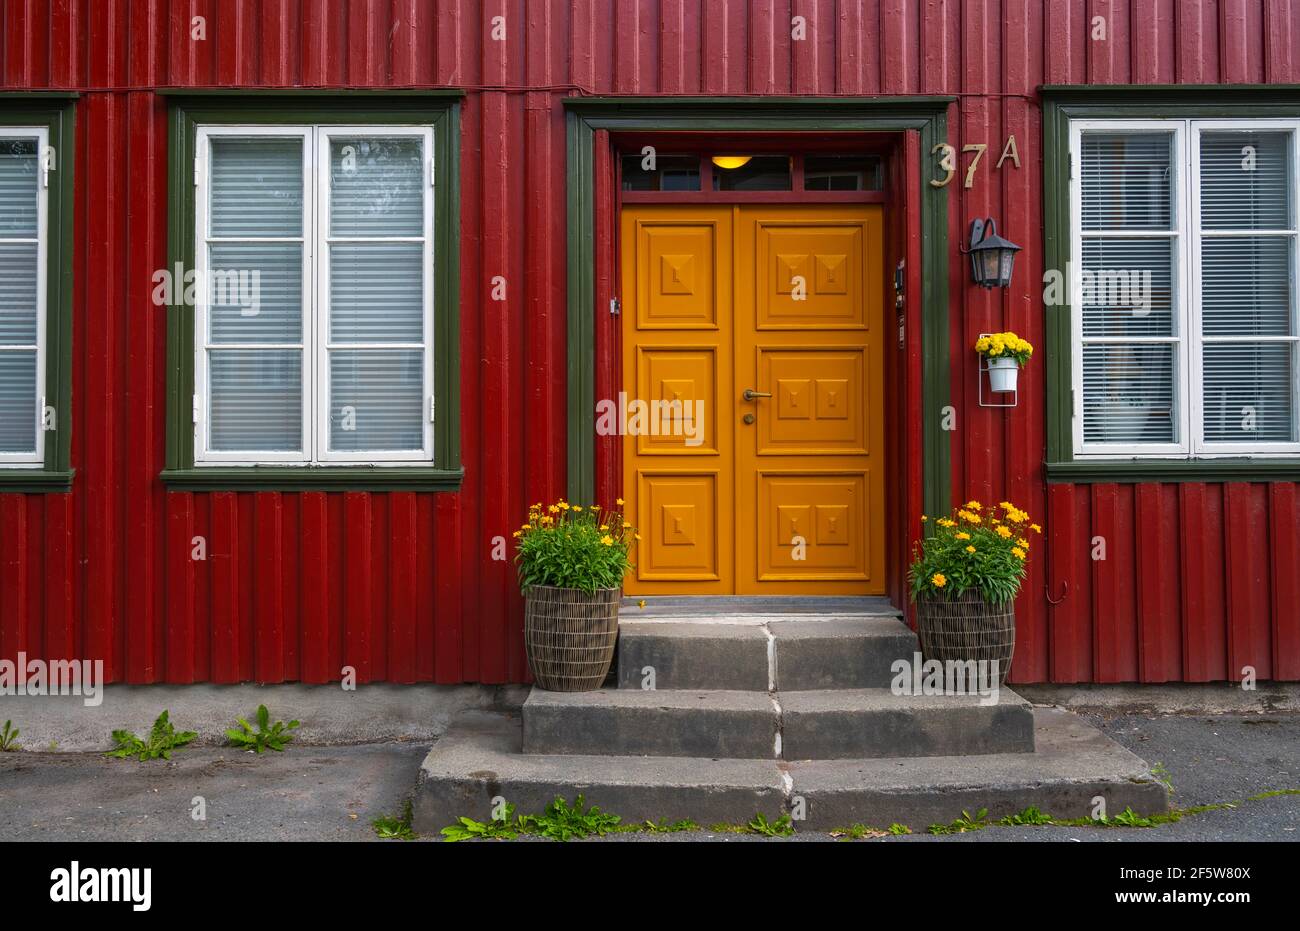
[0,0,1297,684]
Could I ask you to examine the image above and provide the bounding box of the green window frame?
[0,94,76,493]
[1043,85,1300,484]
[160,93,463,492]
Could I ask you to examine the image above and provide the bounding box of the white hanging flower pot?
[988,356,1019,393]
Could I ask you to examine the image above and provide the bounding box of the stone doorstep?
[521,686,1035,760]
[616,615,919,692]
[412,707,1170,833]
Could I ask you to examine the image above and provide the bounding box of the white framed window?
[193,124,435,466]
[0,127,48,467]
[1070,118,1300,459]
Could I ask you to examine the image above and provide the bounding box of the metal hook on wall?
[1046,579,1069,606]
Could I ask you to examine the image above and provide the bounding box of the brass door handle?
[742,389,772,401]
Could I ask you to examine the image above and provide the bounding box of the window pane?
[1080,238,1174,337]
[620,155,700,192]
[712,156,791,191]
[0,242,37,345]
[1201,236,1292,337]
[1082,344,1177,444]
[803,155,882,191]
[329,243,423,343]
[0,138,38,237]
[329,136,424,237]
[207,243,302,344]
[209,138,303,238]
[1081,132,1172,230]
[0,351,35,452]
[329,349,424,451]
[208,349,302,451]
[1200,131,1291,230]
[1202,343,1295,442]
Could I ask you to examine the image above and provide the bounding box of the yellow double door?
[621,204,885,595]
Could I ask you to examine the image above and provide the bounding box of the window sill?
[0,468,74,493]
[160,466,464,493]
[1045,458,1300,484]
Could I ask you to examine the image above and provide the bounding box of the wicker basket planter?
[915,590,1015,687]
[523,584,620,691]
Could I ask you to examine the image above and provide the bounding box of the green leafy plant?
[636,817,699,834]
[746,813,795,837]
[999,805,1054,826]
[528,795,622,841]
[909,501,1039,605]
[1150,762,1174,794]
[0,720,19,751]
[514,500,638,593]
[374,800,417,840]
[831,823,888,840]
[226,704,300,753]
[107,711,196,761]
[887,822,913,835]
[440,803,534,842]
[928,808,989,835]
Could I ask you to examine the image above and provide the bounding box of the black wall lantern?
[964,218,1021,289]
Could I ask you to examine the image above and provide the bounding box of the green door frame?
[562,96,955,520]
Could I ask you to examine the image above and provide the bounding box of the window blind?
[0,136,40,458]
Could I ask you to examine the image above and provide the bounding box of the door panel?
[622,204,884,595]
[736,206,885,594]
[622,207,734,594]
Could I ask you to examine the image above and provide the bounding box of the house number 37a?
[930,136,1021,189]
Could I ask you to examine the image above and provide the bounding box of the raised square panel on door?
[633,347,718,455]
[753,223,865,329]
[757,473,869,581]
[758,349,867,454]
[635,472,720,581]
[635,221,721,330]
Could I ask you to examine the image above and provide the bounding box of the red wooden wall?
[1,0,1297,685]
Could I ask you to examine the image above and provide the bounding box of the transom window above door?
[619,152,883,197]
[1070,118,1300,459]
[194,124,434,466]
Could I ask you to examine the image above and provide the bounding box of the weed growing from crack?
[373,800,418,840]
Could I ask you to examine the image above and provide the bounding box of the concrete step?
[780,688,1035,760]
[523,685,1033,760]
[523,688,779,759]
[771,617,917,690]
[616,615,915,691]
[616,622,771,691]
[412,707,1169,833]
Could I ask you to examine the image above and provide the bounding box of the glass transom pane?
[1081,132,1173,230]
[620,155,700,192]
[329,349,424,451]
[209,138,303,238]
[1080,238,1174,338]
[1200,131,1291,230]
[207,243,303,344]
[712,156,791,191]
[1201,237,1292,337]
[0,351,36,453]
[1082,344,1177,445]
[329,243,423,343]
[329,136,424,237]
[1202,343,1295,442]
[208,349,302,451]
[0,137,38,238]
[0,242,38,345]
